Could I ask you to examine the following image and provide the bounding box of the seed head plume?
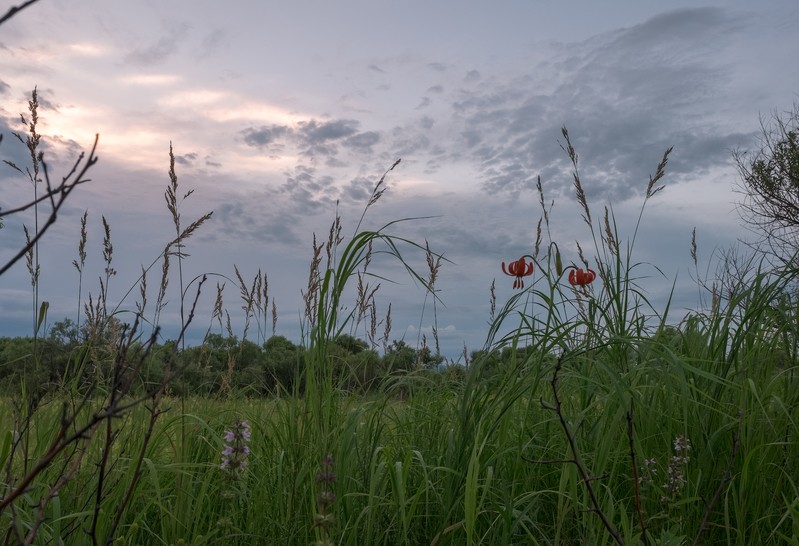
[604,206,618,257]
[23,225,38,287]
[382,303,392,354]
[355,158,401,233]
[536,175,549,227]
[646,146,673,199]
[560,127,592,227]
[534,217,543,260]
[136,266,147,314]
[690,227,698,267]
[271,300,278,337]
[303,234,323,329]
[73,210,88,275]
[489,279,496,323]
[326,210,342,268]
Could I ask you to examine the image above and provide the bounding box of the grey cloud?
[0,80,9,95]
[464,70,481,82]
[279,165,337,215]
[428,62,447,72]
[427,85,444,94]
[197,29,226,58]
[298,119,359,143]
[204,155,222,168]
[242,118,381,162]
[295,119,361,160]
[215,200,301,245]
[241,125,290,148]
[341,176,374,202]
[344,131,380,153]
[124,22,189,66]
[419,116,435,130]
[448,7,749,202]
[174,152,197,165]
[368,64,385,73]
[415,97,431,110]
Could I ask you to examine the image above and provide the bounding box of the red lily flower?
[502,257,534,289]
[568,267,596,286]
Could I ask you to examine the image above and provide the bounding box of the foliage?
[734,103,799,263]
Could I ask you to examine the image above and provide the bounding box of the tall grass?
[1,80,798,546]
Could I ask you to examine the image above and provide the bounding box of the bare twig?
[541,356,625,546]
[1,135,99,277]
[0,0,42,26]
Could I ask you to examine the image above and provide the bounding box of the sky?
[1,0,798,359]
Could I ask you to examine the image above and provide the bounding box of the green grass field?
[2,92,798,545]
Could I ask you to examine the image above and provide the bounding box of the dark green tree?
[734,104,799,263]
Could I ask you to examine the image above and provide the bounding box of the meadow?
[1,89,798,546]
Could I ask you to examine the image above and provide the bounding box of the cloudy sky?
[1,0,797,358]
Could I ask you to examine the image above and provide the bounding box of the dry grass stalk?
[23,225,38,287]
[489,279,496,323]
[690,227,698,267]
[368,299,378,349]
[271,300,278,337]
[355,158,401,233]
[534,217,543,260]
[382,303,392,354]
[72,210,88,274]
[102,216,115,278]
[303,234,323,329]
[220,352,235,398]
[425,240,443,355]
[153,250,170,328]
[426,240,442,289]
[101,216,115,319]
[646,147,673,199]
[418,334,428,370]
[204,281,225,340]
[234,265,257,341]
[167,212,214,253]
[225,310,234,339]
[326,212,343,268]
[536,175,549,226]
[83,293,103,345]
[561,127,592,227]
[136,266,147,315]
[604,206,618,257]
[255,271,269,343]
[710,282,720,316]
[73,210,88,329]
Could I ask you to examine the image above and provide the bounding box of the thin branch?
[542,356,625,546]
[0,0,42,26]
[0,134,99,277]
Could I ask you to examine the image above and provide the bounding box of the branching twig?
[0,0,42,26]
[1,135,99,277]
[541,356,625,546]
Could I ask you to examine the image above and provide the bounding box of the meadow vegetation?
[2,18,798,546]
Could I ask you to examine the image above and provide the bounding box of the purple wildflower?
[220,419,251,475]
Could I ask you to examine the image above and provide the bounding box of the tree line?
[0,318,461,397]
